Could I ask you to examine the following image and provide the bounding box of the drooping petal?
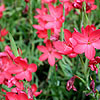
[85,45,95,60]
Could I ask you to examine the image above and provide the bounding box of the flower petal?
[48,53,55,66]
[39,53,48,61]
[85,45,95,60]
[74,44,87,54]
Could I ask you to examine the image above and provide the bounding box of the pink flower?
[37,40,62,66]
[0,4,6,18]
[73,25,100,60]
[8,57,37,81]
[42,4,65,34]
[53,29,77,58]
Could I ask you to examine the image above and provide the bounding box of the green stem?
[60,2,65,41]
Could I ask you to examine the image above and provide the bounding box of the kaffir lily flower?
[72,25,100,60]
[37,40,62,66]
[8,57,37,82]
[66,75,79,91]
[0,4,5,18]
[42,4,65,34]
[53,29,77,58]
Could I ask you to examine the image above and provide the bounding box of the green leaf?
[9,33,19,57]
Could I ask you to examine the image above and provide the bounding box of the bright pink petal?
[92,40,100,49]
[39,53,48,61]
[53,41,72,54]
[42,15,54,21]
[33,25,44,30]
[15,72,25,80]
[53,52,62,59]
[45,22,54,29]
[72,32,88,43]
[48,53,55,66]
[89,29,100,42]
[37,45,48,53]
[28,63,37,72]
[85,45,95,60]
[74,44,87,54]
[25,71,32,81]
[33,90,42,97]
[31,84,37,93]
[64,29,72,43]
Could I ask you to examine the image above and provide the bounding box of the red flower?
[0,4,5,18]
[42,4,65,34]
[28,84,42,99]
[0,28,8,42]
[37,40,62,66]
[8,57,37,81]
[53,29,77,58]
[73,25,100,60]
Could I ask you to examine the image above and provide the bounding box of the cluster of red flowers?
[0,3,42,100]
[33,0,100,93]
[0,46,42,100]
